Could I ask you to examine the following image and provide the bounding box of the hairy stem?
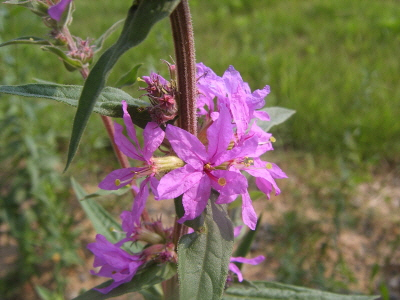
[164,0,197,298]
[170,0,197,136]
[169,0,196,246]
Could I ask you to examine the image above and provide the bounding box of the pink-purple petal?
[211,170,248,196]
[165,125,207,168]
[178,174,210,223]
[48,0,72,21]
[230,255,265,265]
[131,178,150,225]
[234,225,244,238]
[253,110,270,121]
[142,122,165,161]
[241,191,257,230]
[249,85,270,110]
[228,262,244,282]
[157,164,203,199]
[114,122,143,161]
[215,135,259,166]
[230,85,250,138]
[88,234,144,294]
[206,105,234,161]
[149,176,160,199]
[122,101,142,154]
[98,167,140,190]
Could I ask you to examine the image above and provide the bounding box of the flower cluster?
[91,63,286,292]
[67,38,94,64]
[100,63,286,230]
[156,63,287,229]
[87,215,176,294]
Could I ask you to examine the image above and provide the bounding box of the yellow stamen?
[218,178,227,186]
[244,157,254,166]
[115,179,121,186]
[266,163,273,169]
[270,136,276,143]
[204,163,212,171]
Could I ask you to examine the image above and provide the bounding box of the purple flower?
[196,63,271,139]
[48,0,73,21]
[196,63,224,117]
[228,225,265,282]
[243,157,287,199]
[99,101,165,226]
[87,234,145,294]
[229,255,265,282]
[157,105,248,223]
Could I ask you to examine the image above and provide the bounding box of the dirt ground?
[1,162,399,300]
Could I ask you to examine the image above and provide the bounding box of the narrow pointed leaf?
[139,285,163,300]
[66,0,181,170]
[178,200,234,300]
[115,64,142,88]
[0,36,51,47]
[223,281,379,300]
[0,84,151,127]
[41,46,84,70]
[72,263,176,300]
[83,186,131,200]
[258,107,296,132]
[70,177,123,244]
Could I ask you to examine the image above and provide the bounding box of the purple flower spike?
[87,234,144,294]
[48,0,73,21]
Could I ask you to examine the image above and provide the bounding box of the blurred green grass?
[1,0,399,299]
[1,0,400,163]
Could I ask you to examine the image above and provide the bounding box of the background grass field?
[0,0,399,299]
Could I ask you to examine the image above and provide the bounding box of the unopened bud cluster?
[140,63,178,125]
[67,38,94,64]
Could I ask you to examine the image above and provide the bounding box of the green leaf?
[0,36,51,47]
[178,200,234,300]
[0,83,151,126]
[259,107,296,132]
[73,263,176,300]
[70,177,123,244]
[139,285,164,300]
[93,19,125,53]
[66,0,181,171]
[223,281,379,300]
[83,186,131,200]
[115,64,142,88]
[41,46,84,70]
[35,285,64,300]
[233,214,262,269]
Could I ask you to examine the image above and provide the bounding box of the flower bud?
[152,156,185,173]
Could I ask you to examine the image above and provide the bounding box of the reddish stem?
[61,27,151,223]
